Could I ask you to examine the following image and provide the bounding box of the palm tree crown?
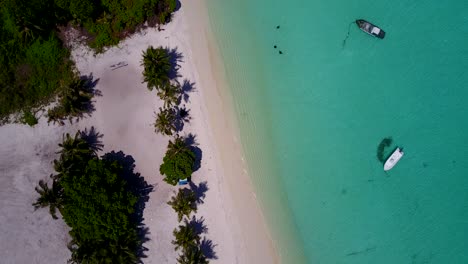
[167,188,197,222]
[157,83,181,108]
[155,107,176,136]
[141,46,171,91]
[172,220,200,251]
[167,136,191,157]
[177,245,209,264]
[32,179,63,219]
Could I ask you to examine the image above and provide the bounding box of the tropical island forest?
[0,0,176,124]
[0,0,214,262]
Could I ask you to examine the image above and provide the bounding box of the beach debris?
[110,61,128,70]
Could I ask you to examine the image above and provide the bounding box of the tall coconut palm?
[167,136,191,157]
[154,107,176,136]
[157,83,181,108]
[167,188,197,222]
[53,131,95,178]
[47,78,94,124]
[58,132,95,160]
[177,245,209,264]
[32,179,63,219]
[61,78,93,115]
[141,46,171,91]
[172,220,200,251]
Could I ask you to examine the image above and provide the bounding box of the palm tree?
[53,131,95,178]
[32,179,63,219]
[154,107,176,136]
[177,245,209,264]
[57,132,96,161]
[141,46,171,91]
[47,79,94,124]
[167,136,191,157]
[168,188,197,222]
[61,78,93,115]
[172,220,200,251]
[157,83,181,108]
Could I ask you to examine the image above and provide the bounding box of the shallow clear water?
[206,0,468,263]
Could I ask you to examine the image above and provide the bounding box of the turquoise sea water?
[206,0,468,263]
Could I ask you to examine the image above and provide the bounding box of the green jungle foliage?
[0,0,177,123]
[34,131,141,263]
[168,188,197,222]
[160,137,196,185]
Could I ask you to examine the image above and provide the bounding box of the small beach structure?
[178,178,189,185]
[356,19,386,39]
[384,148,404,171]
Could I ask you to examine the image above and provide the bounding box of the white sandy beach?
[0,1,278,263]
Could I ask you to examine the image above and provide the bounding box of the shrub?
[160,137,196,185]
[21,109,38,126]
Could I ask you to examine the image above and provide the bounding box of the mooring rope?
[342,21,355,48]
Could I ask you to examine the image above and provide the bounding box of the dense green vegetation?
[160,136,196,185]
[0,0,177,123]
[21,109,39,126]
[33,130,144,263]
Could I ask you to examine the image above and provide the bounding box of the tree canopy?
[141,46,172,91]
[33,129,142,263]
[0,0,178,123]
[160,137,196,185]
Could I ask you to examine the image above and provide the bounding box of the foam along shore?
[0,0,279,263]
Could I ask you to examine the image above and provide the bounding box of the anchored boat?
[384,148,404,171]
[356,19,386,39]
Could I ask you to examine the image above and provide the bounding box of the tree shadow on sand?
[174,105,191,133]
[189,181,208,204]
[184,133,202,172]
[79,126,104,153]
[102,151,154,260]
[187,215,218,260]
[175,0,182,11]
[180,79,196,103]
[74,73,102,119]
[48,73,101,125]
[165,47,184,81]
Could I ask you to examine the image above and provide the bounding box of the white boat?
[384,148,404,171]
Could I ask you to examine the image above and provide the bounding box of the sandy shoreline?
[0,0,278,263]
